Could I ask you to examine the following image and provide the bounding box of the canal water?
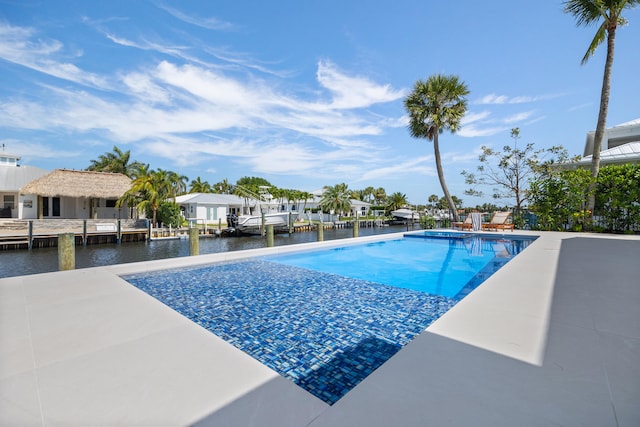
[0,225,411,279]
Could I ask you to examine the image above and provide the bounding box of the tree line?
[85,146,440,226]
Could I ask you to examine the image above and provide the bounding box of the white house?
[578,118,640,166]
[0,152,48,219]
[174,193,249,224]
[174,191,373,224]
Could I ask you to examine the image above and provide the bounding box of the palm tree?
[163,169,188,200]
[351,189,366,201]
[386,192,409,212]
[373,187,387,205]
[319,183,352,220]
[87,146,143,178]
[189,177,213,193]
[118,170,169,226]
[563,0,639,221]
[404,74,469,222]
[214,178,233,194]
[298,191,313,216]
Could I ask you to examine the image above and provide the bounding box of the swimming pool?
[267,232,535,299]
[123,232,535,404]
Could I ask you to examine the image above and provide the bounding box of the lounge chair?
[452,215,473,231]
[482,211,515,231]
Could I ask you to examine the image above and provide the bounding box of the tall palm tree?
[404,74,469,222]
[118,170,168,226]
[373,187,387,205]
[319,183,352,220]
[189,177,213,193]
[564,0,639,219]
[298,191,313,216]
[386,192,409,212]
[214,178,235,194]
[87,146,143,178]
[161,169,188,200]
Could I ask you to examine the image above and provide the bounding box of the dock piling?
[353,214,359,238]
[317,223,323,242]
[58,233,75,271]
[266,224,274,247]
[28,220,33,250]
[189,226,199,256]
[289,212,293,234]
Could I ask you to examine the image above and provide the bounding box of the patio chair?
[482,211,515,231]
[452,215,473,231]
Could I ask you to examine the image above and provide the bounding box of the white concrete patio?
[1,231,638,426]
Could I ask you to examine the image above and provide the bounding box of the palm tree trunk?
[433,133,460,222]
[586,26,616,229]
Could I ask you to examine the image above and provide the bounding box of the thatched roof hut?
[20,169,132,199]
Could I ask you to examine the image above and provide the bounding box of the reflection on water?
[0,225,410,278]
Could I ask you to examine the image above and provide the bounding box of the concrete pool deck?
[1,231,639,425]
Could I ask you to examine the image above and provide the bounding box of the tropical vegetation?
[319,183,352,220]
[462,128,565,228]
[87,146,144,178]
[563,0,640,226]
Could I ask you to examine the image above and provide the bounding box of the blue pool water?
[268,233,535,298]
[123,233,535,404]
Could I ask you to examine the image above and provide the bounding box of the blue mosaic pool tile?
[123,260,457,405]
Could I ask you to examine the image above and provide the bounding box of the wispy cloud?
[317,60,405,109]
[355,155,435,182]
[0,55,401,171]
[476,93,563,105]
[104,33,191,58]
[1,140,80,160]
[0,22,108,89]
[157,3,235,31]
[568,102,592,112]
[458,110,540,137]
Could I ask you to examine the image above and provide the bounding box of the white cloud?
[1,140,80,160]
[503,111,535,124]
[157,4,235,31]
[461,111,492,126]
[476,93,563,105]
[0,23,108,89]
[316,60,405,109]
[356,156,435,181]
[457,124,507,138]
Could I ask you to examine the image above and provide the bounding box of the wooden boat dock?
[0,219,149,250]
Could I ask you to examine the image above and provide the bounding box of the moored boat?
[234,212,290,234]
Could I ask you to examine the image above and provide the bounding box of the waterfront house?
[0,152,48,219]
[174,193,249,225]
[19,169,133,220]
[577,118,640,166]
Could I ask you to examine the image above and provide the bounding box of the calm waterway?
[0,225,411,279]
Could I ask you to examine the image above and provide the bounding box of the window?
[106,199,117,208]
[3,195,14,209]
[52,197,60,217]
[42,197,49,217]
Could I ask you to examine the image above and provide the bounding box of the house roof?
[583,118,640,156]
[0,165,49,192]
[20,169,132,198]
[576,142,640,166]
[174,192,248,205]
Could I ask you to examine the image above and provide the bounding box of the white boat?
[234,212,290,234]
[391,208,419,220]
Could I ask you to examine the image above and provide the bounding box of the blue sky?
[1,1,638,206]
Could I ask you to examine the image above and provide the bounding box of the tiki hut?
[19,169,133,219]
